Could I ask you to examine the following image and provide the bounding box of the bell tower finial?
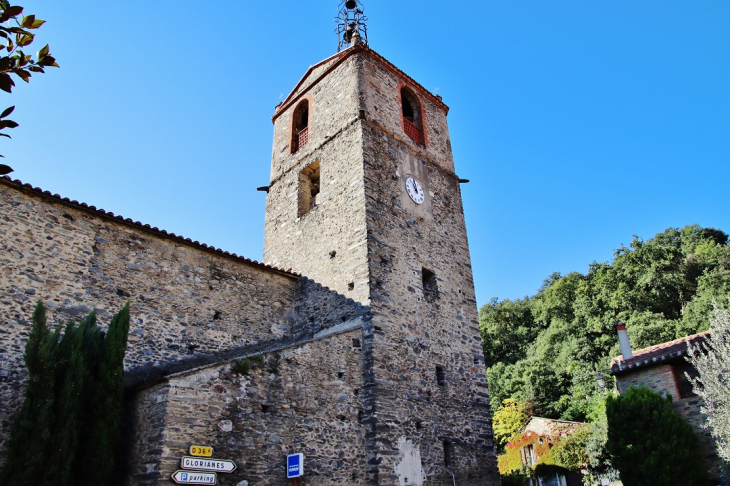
[335,0,368,51]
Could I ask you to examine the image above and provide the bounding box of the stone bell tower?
[263,3,500,484]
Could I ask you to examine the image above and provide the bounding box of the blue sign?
[287,453,304,478]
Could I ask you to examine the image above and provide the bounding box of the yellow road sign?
[189,445,213,457]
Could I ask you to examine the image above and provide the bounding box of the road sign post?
[181,456,236,473]
[189,445,213,457]
[171,470,217,485]
[287,453,304,484]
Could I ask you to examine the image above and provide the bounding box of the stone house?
[503,417,584,486]
[0,7,500,486]
[609,325,722,482]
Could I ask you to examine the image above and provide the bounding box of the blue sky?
[5,1,730,308]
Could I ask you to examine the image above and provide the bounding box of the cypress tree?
[77,302,130,486]
[0,302,131,486]
[46,314,94,486]
[0,302,52,485]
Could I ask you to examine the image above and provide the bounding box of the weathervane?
[335,0,368,51]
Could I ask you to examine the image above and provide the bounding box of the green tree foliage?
[550,426,589,471]
[0,301,130,486]
[480,224,730,421]
[688,306,730,465]
[582,403,619,484]
[492,398,529,449]
[605,387,706,486]
[0,1,59,169]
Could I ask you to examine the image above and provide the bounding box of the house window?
[298,160,320,216]
[292,99,309,153]
[523,444,536,466]
[673,362,699,398]
[401,87,423,145]
[422,268,438,302]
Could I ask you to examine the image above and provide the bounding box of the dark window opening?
[422,268,439,303]
[415,420,422,430]
[292,100,310,153]
[400,87,423,145]
[213,310,222,320]
[352,338,361,348]
[261,404,273,413]
[436,365,446,386]
[443,441,453,467]
[329,250,337,259]
[673,362,699,398]
[348,282,355,291]
[298,160,320,217]
[338,372,345,379]
[402,96,414,122]
[358,410,364,423]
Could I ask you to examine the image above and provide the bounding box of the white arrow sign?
[171,470,217,485]
[181,456,237,473]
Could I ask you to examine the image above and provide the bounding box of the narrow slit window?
[436,365,446,386]
[422,268,438,302]
[443,440,453,467]
[298,160,320,217]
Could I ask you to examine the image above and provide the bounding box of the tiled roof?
[0,176,298,278]
[610,331,710,375]
[507,417,585,446]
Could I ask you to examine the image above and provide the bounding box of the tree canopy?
[481,224,730,421]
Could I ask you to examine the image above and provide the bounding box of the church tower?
[263,3,500,484]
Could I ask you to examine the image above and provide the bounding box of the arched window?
[291,100,310,153]
[400,87,423,145]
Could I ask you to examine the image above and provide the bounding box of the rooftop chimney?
[616,322,633,360]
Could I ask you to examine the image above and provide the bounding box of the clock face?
[405,176,425,204]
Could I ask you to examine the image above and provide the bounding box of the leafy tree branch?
[0,1,59,172]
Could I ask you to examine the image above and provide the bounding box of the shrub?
[606,386,707,486]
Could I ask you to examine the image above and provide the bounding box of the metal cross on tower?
[335,0,369,51]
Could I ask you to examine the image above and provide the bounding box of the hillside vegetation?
[480,224,730,421]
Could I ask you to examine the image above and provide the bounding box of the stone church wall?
[126,326,366,486]
[358,51,455,174]
[0,178,370,467]
[265,53,370,303]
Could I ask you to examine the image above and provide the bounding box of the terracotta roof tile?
[610,331,709,375]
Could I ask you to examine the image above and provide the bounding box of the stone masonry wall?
[264,53,371,304]
[127,326,366,486]
[0,178,369,466]
[357,54,500,485]
[358,50,454,174]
